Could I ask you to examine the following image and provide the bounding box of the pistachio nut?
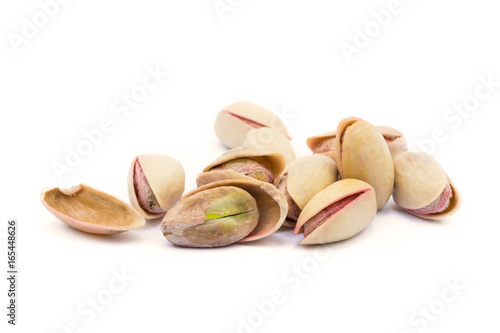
[161,178,288,247]
[127,154,185,219]
[275,155,338,227]
[40,184,145,234]
[307,126,407,160]
[335,117,394,209]
[214,101,291,148]
[197,147,285,186]
[243,127,296,165]
[393,151,462,220]
[293,179,377,244]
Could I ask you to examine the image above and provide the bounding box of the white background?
[1,1,499,332]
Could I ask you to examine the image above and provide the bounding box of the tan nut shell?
[40,184,145,234]
[243,127,296,165]
[182,178,288,242]
[335,117,394,209]
[127,154,185,219]
[214,101,291,148]
[294,179,376,244]
[375,126,408,158]
[197,147,286,187]
[284,155,338,210]
[393,151,462,220]
[306,131,337,160]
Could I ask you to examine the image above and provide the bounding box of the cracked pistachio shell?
[173,178,288,243]
[293,179,376,245]
[393,151,462,220]
[40,184,145,234]
[335,117,394,210]
[306,131,337,160]
[197,147,286,187]
[275,155,338,227]
[243,127,296,165]
[375,126,408,158]
[214,101,291,148]
[161,186,259,247]
[127,154,185,219]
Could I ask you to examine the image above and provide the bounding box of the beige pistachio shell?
[393,151,462,220]
[243,127,296,165]
[40,184,145,234]
[293,179,376,244]
[127,154,185,219]
[180,178,288,242]
[335,117,394,209]
[286,155,338,209]
[198,147,286,186]
[214,101,291,148]
[306,131,336,160]
[375,126,408,158]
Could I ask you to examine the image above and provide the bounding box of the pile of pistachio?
[40,101,462,247]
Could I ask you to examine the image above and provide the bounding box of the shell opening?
[133,160,165,214]
[210,158,275,184]
[224,111,267,129]
[409,183,452,215]
[303,190,367,237]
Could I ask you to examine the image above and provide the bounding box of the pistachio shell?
[40,184,145,234]
[243,127,296,165]
[180,178,288,242]
[393,151,462,220]
[294,179,376,244]
[127,154,185,219]
[375,126,408,158]
[335,117,394,209]
[161,186,259,247]
[306,131,336,160]
[214,101,291,148]
[198,147,286,186]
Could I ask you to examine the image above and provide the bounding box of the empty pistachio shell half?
[393,151,462,220]
[375,126,408,158]
[293,179,377,245]
[161,179,288,247]
[307,126,407,160]
[335,117,394,209]
[40,184,145,234]
[275,155,338,227]
[197,147,286,186]
[243,127,296,165]
[214,101,291,148]
[127,154,185,219]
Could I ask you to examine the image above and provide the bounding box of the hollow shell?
[243,127,296,165]
[214,101,291,148]
[293,179,376,245]
[197,147,286,187]
[162,178,288,245]
[375,126,408,158]
[393,151,462,220]
[40,184,145,234]
[335,117,394,209]
[127,154,185,219]
[306,131,337,160]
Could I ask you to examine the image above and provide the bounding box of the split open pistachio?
[393,151,462,220]
[127,154,185,219]
[293,179,377,244]
[335,117,394,209]
[243,127,296,165]
[40,184,145,234]
[197,147,285,186]
[161,178,288,247]
[275,155,338,227]
[214,101,291,148]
